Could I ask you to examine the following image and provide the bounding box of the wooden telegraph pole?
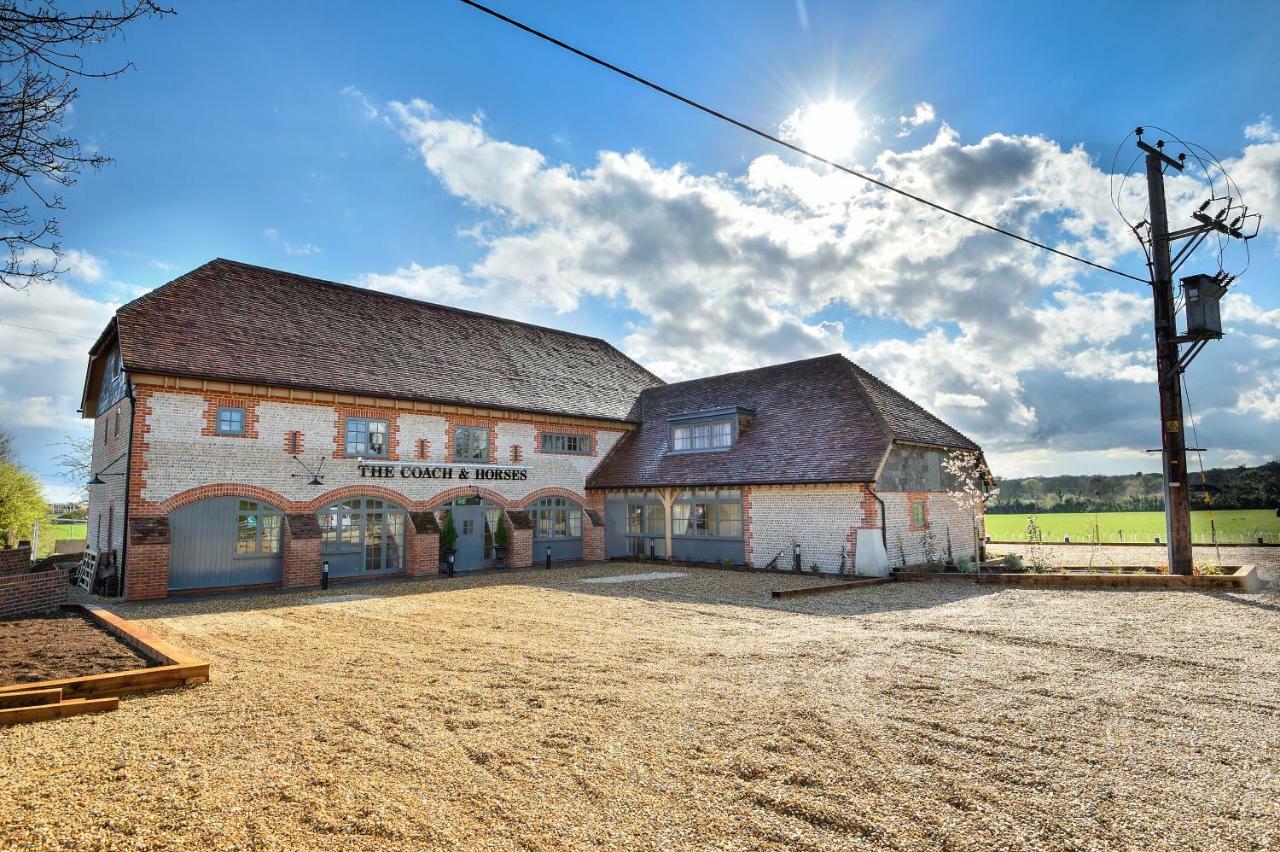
[1140,135,1194,575]
[1136,127,1256,575]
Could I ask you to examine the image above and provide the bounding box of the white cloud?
[1244,114,1278,144]
[262,228,321,256]
[341,85,380,122]
[367,98,1280,475]
[897,102,936,136]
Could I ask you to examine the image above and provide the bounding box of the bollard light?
[792,542,801,573]
[545,544,552,570]
[321,560,329,590]
[446,551,456,578]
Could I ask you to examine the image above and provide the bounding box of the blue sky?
[1,0,1278,500]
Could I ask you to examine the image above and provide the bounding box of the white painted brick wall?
[882,492,980,567]
[140,392,624,507]
[747,484,866,573]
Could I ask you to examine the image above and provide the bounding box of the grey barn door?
[169,497,284,591]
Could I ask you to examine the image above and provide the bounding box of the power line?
[458,0,1149,285]
[0,319,97,340]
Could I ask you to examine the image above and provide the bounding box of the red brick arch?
[157,483,292,515]
[304,484,414,512]
[519,486,587,508]
[424,486,514,510]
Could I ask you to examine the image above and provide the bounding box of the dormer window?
[668,407,750,454]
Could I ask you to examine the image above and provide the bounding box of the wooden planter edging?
[771,578,894,599]
[895,565,1259,593]
[989,540,1278,549]
[0,604,208,707]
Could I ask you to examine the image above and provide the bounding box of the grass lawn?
[986,509,1280,543]
[34,520,87,556]
[2,563,1277,848]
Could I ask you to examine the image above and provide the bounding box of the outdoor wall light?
[87,450,129,487]
[290,455,325,486]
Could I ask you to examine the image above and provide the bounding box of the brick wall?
[0,564,67,619]
[407,512,440,577]
[283,514,323,588]
[582,494,606,562]
[0,545,32,576]
[125,516,170,600]
[507,511,534,568]
[86,395,133,559]
[746,484,873,574]
[882,491,979,568]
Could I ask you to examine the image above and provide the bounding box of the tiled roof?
[113,259,663,422]
[587,353,980,489]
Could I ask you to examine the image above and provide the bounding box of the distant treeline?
[990,459,1280,514]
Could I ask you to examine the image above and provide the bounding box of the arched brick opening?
[157,483,291,516]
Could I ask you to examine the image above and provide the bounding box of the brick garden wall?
[0,547,68,618]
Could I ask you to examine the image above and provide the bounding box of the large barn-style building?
[81,259,987,599]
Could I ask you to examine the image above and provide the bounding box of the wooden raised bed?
[894,564,1260,592]
[0,604,207,725]
[771,577,893,599]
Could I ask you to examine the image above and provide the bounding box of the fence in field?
[989,531,1280,545]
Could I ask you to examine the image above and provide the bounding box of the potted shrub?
[440,511,458,568]
[492,513,509,566]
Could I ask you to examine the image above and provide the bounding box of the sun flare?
[779,99,863,161]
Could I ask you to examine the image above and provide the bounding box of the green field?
[35,520,87,557]
[985,510,1280,544]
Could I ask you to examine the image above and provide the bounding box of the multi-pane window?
[454,426,488,462]
[715,502,743,538]
[216,406,245,435]
[346,418,389,458]
[912,500,927,527]
[671,419,733,452]
[529,497,582,539]
[673,503,713,536]
[541,432,591,454]
[235,500,281,555]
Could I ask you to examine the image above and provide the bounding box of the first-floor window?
[217,406,245,435]
[912,500,927,527]
[235,500,281,555]
[455,426,488,462]
[346,418,388,457]
[541,432,591,454]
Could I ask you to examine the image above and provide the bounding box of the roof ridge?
[201,258,663,384]
[845,360,980,450]
[640,352,845,392]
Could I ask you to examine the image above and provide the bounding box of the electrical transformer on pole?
[1134,128,1258,575]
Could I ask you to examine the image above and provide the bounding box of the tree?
[51,432,92,497]
[944,450,998,565]
[0,1,172,289]
[0,460,46,546]
[0,428,13,463]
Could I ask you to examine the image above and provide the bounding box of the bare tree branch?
[0,1,172,289]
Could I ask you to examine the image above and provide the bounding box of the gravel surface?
[1,561,1277,850]
[0,611,152,686]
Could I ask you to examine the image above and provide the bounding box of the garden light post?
[545,545,551,570]
[321,560,329,590]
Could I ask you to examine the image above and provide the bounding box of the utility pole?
[1135,127,1257,575]
[1141,136,1194,575]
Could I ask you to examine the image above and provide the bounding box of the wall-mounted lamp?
[86,450,129,487]
[290,455,325,487]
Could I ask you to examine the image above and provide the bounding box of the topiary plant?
[493,513,508,548]
[439,510,458,554]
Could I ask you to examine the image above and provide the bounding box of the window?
[529,497,582,539]
[671,419,733,453]
[715,502,742,538]
[235,500,281,555]
[454,426,488,462]
[912,500,927,527]
[673,503,713,536]
[217,407,245,436]
[346,418,388,458]
[541,432,591,454]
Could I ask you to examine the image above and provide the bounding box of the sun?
[779,99,863,162]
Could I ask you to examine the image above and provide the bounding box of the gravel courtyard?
[2,561,1277,850]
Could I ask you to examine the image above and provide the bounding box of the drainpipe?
[867,485,888,551]
[117,382,136,599]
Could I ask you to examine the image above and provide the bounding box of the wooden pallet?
[75,551,97,592]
